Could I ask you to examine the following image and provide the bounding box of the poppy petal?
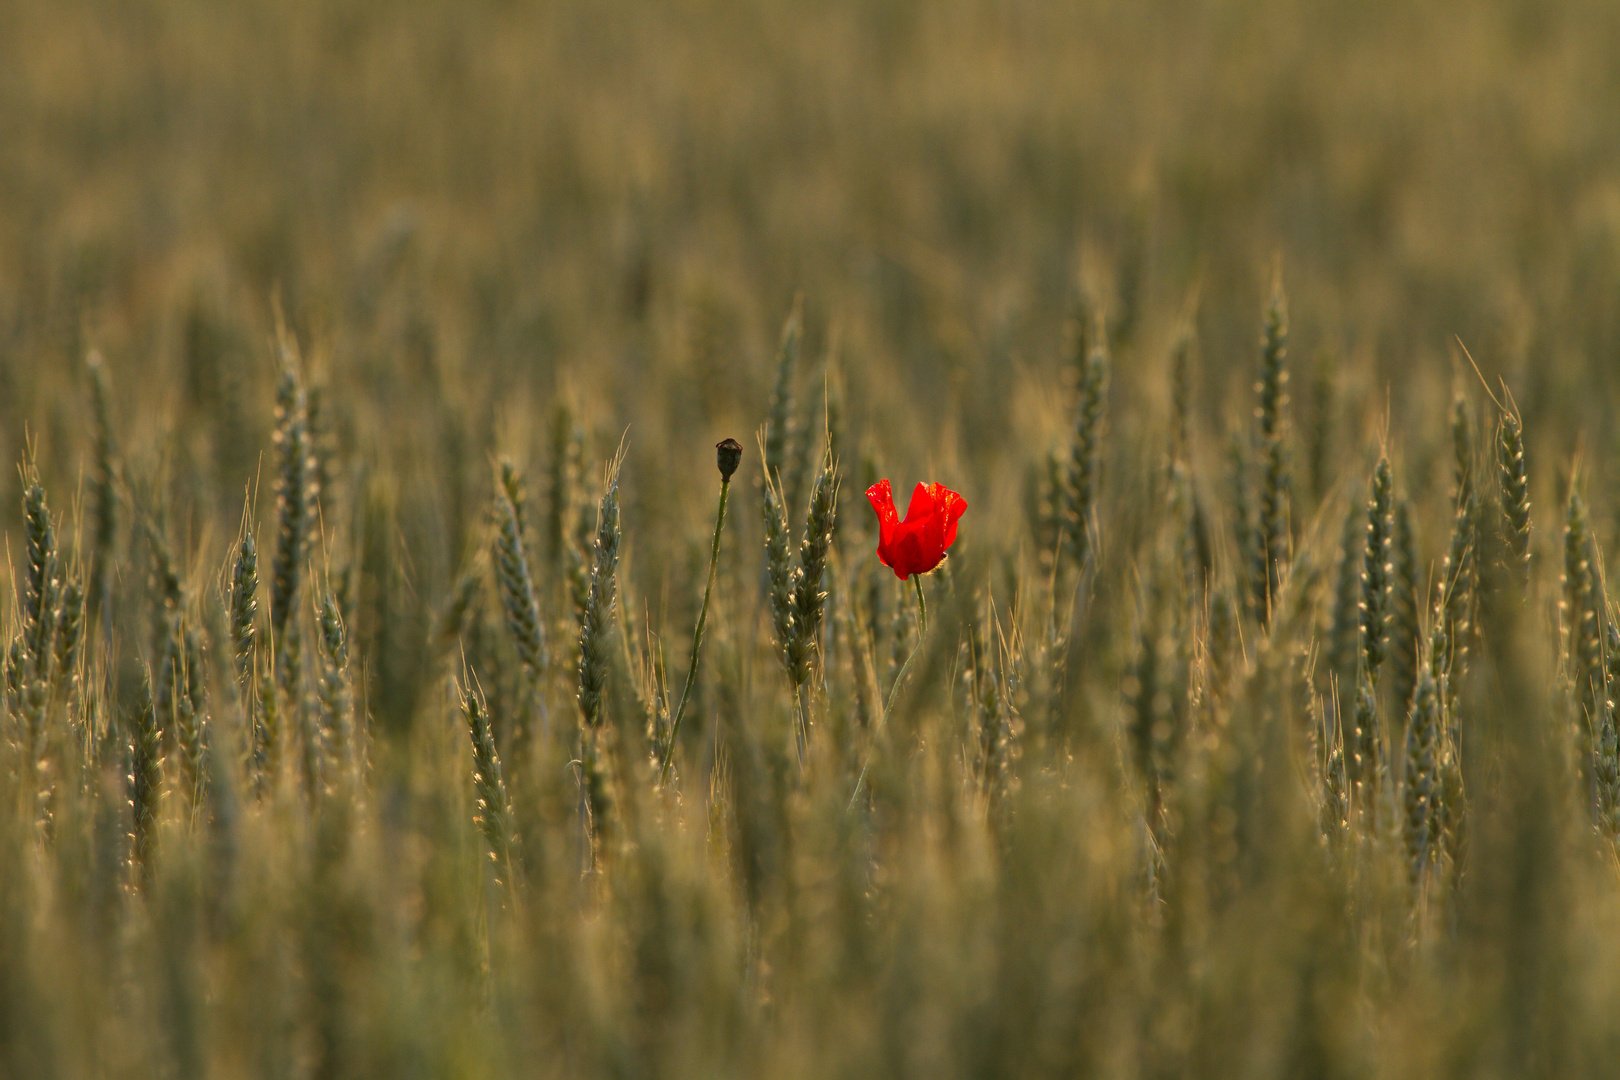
[878,529,911,577]
[866,479,898,531]
[941,490,967,548]
[867,478,965,579]
[889,519,937,578]
[922,495,948,556]
[903,482,937,524]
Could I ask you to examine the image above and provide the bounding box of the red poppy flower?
[866,480,967,580]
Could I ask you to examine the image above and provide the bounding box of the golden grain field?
[3,1,1620,1076]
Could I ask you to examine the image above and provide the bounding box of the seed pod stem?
[660,441,740,784]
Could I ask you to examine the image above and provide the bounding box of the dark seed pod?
[716,437,743,481]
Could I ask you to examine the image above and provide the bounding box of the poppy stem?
[882,575,928,717]
[848,572,929,809]
[659,475,731,786]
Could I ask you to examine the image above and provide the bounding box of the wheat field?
[4,1,1620,1076]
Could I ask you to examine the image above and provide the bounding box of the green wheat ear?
[1563,486,1604,738]
[1436,484,1478,713]
[1350,674,1381,824]
[462,683,513,885]
[251,651,281,798]
[492,459,547,767]
[1498,407,1532,578]
[576,442,625,864]
[1253,282,1291,625]
[20,469,59,684]
[316,595,354,785]
[760,431,800,679]
[271,359,313,680]
[1360,457,1393,687]
[1328,495,1365,698]
[230,532,259,698]
[86,350,119,630]
[1404,642,1440,893]
[1065,338,1108,582]
[1387,497,1421,718]
[175,626,210,815]
[1596,697,1620,841]
[787,453,839,763]
[129,665,163,887]
[1563,482,1610,836]
[494,460,546,676]
[577,449,624,733]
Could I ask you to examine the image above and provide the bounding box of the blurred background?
[5,0,1620,545]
